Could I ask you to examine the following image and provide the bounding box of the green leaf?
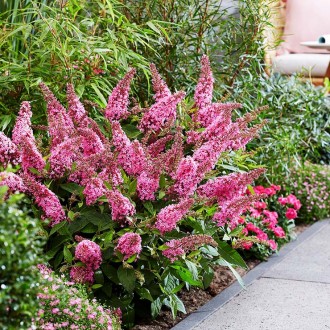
[102,264,120,285]
[203,266,214,289]
[68,210,75,221]
[217,258,245,289]
[143,201,155,215]
[92,284,103,289]
[171,265,202,287]
[217,241,247,268]
[136,287,153,301]
[63,246,73,263]
[128,179,137,195]
[60,183,84,195]
[122,124,141,139]
[117,265,136,292]
[151,297,163,319]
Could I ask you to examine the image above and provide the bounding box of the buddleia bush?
[0,56,269,326]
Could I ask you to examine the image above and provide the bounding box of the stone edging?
[171,219,330,330]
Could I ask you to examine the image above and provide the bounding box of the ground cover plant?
[0,56,274,327]
[33,265,121,330]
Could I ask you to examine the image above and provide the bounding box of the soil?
[132,224,310,330]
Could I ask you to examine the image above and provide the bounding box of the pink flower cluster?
[155,198,193,234]
[115,232,142,260]
[106,189,136,223]
[278,194,301,220]
[70,240,102,284]
[162,235,217,263]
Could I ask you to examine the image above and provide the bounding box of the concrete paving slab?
[172,220,330,330]
[264,222,330,283]
[192,278,330,330]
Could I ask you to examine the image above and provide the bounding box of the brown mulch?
[132,223,310,330]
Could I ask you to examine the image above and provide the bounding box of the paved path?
[173,219,330,330]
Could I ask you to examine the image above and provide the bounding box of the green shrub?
[0,0,166,132]
[283,162,330,222]
[0,187,44,329]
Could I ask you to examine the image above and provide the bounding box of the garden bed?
[133,223,310,330]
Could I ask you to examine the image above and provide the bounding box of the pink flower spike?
[150,63,171,101]
[155,198,193,235]
[105,68,136,121]
[22,174,66,226]
[20,137,45,174]
[107,189,136,223]
[83,177,107,205]
[0,133,20,166]
[0,172,26,194]
[194,55,214,111]
[139,91,185,133]
[173,156,199,198]
[67,83,88,126]
[137,169,160,201]
[39,82,75,148]
[115,232,142,260]
[12,101,34,145]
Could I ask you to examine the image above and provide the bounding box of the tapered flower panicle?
[115,233,142,260]
[118,140,147,176]
[173,156,199,197]
[39,82,75,148]
[213,194,264,227]
[12,101,34,144]
[147,135,172,158]
[107,189,136,223]
[194,55,214,111]
[163,235,217,262]
[83,177,107,205]
[199,108,233,142]
[78,127,105,157]
[0,133,20,166]
[155,198,193,234]
[137,167,160,201]
[111,121,131,150]
[22,174,66,226]
[49,136,82,178]
[139,91,185,133]
[196,103,242,128]
[198,168,266,204]
[150,63,171,101]
[105,68,136,121]
[67,83,88,126]
[20,137,46,174]
[112,121,147,176]
[0,172,26,193]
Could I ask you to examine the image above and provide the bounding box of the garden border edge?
[171,219,330,330]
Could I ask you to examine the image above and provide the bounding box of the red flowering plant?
[0,56,268,325]
[231,184,300,260]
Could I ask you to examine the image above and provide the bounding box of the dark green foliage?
[232,74,330,180]
[0,0,165,132]
[0,187,44,329]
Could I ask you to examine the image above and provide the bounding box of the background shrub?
[283,162,330,222]
[0,186,44,329]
